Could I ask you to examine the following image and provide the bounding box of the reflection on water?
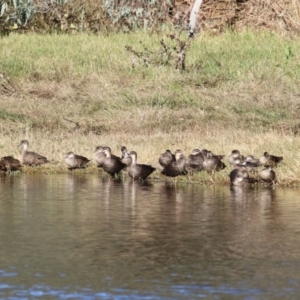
[0,174,300,299]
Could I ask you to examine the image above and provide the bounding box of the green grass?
[0,30,300,184]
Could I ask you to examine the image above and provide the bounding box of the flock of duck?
[0,140,284,186]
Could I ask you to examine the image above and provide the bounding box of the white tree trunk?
[189,0,203,37]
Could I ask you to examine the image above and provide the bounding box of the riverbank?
[0,31,299,185]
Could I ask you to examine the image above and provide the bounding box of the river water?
[0,174,300,299]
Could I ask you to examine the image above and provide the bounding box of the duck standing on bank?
[0,156,22,173]
[186,148,204,172]
[100,146,127,177]
[260,166,276,185]
[121,146,132,167]
[203,151,226,173]
[159,149,175,168]
[64,152,90,170]
[94,146,106,168]
[259,152,283,167]
[229,165,249,186]
[229,149,245,168]
[18,140,49,166]
[161,150,187,178]
[127,151,155,181]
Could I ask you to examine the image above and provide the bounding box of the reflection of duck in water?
[18,140,49,166]
[127,151,155,181]
[0,156,22,173]
[64,152,90,170]
[161,150,187,178]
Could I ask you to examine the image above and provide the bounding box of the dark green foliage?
[0,0,176,35]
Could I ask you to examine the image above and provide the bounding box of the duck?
[259,152,283,167]
[64,152,90,170]
[186,148,204,172]
[260,166,276,184]
[159,149,175,168]
[127,151,155,180]
[203,151,226,173]
[229,165,249,186]
[0,156,22,173]
[93,146,106,167]
[237,160,259,173]
[161,150,187,177]
[245,155,259,165]
[121,146,132,167]
[229,149,245,168]
[18,140,49,166]
[200,149,210,157]
[100,146,127,177]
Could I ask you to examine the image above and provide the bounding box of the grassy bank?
[0,30,300,185]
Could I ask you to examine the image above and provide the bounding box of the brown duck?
[121,146,132,167]
[259,152,283,167]
[229,165,249,186]
[203,151,226,173]
[127,151,155,180]
[64,152,90,170]
[0,156,22,172]
[159,149,175,168]
[260,166,276,184]
[18,140,49,166]
[229,149,245,168]
[93,146,106,167]
[161,150,187,177]
[100,146,127,177]
[237,161,259,173]
[186,148,204,172]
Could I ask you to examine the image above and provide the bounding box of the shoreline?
[0,31,299,185]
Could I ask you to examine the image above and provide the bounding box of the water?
[0,174,300,299]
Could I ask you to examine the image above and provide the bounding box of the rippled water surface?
[1,174,300,299]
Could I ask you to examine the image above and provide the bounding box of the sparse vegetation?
[0,30,300,185]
